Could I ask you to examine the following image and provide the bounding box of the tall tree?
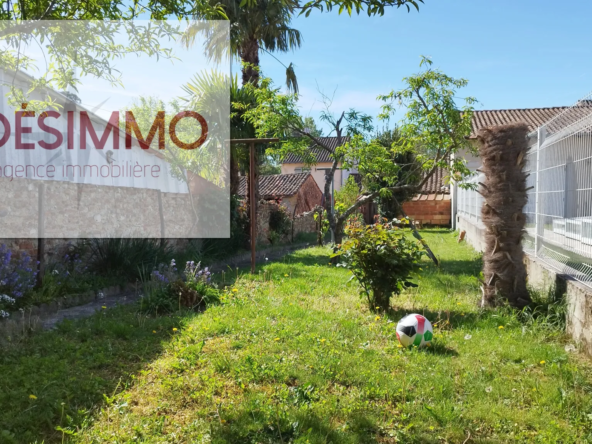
[185,0,301,91]
[371,127,420,220]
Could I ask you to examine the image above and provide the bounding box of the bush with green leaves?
[332,220,424,311]
[267,200,292,244]
[139,260,219,315]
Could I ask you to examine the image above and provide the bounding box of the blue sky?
[255,0,592,132]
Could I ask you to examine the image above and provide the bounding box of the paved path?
[41,291,139,330]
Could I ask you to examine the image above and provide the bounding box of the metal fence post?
[534,126,544,257]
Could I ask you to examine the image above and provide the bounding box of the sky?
[255,0,592,133]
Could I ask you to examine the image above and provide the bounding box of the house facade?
[280,137,356,193]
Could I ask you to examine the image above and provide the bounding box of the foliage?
[259,156,282,175]
[377,56,476,186]
[334,175,360,215]
[2,232,591,443]
[0,245,37,302]
[0,21,202,111]
[333,220,423,311]
[371,127,421,219]
[313,208,330,245]
[303,116,323,137]
[83,238,173,282]
[242,58,476,242]
[268,201,292,244]
[139,259,219,315]
[298,0,423,17]
[185,0,302,90]
[26,251,122,307]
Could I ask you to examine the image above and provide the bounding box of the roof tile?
[282,136,351,164]
[238,173,312,198]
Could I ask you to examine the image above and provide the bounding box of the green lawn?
[2,230,592,443]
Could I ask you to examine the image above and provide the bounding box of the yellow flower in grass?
[274,338,280,341]
[375,316,380,321]
[102,306,107,309]
[320,338,326,343]
[172,328,178,331]
[284,274,289,277]
[29,394,37,400]
[152,330,156,333]
[540,360,546,365]
[232,288,238,292]
[498,326,504,329]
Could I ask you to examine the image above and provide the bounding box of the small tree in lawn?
[333,220,424,311]
[241,57,477,244]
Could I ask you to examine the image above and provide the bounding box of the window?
[294,167,311,173]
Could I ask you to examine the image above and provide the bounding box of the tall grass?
[83,238,174,281]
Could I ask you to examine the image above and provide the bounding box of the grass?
[2,230,592,443]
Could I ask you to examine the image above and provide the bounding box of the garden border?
[0,241,312,342]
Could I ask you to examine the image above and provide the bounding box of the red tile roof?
[469,107,569,137]
[282,136,350,164]
[238,173,313,198]
[420,167,449,194]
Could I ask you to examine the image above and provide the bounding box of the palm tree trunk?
[239,35,260,87]
[239,35,261,223]
[478,123,531,308]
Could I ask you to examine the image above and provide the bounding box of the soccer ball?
[396,313,433,347]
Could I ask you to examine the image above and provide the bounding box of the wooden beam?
[249,142,257,274]
[227,138,279,274]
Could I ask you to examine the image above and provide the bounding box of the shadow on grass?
[0,304,185,443]
[432,258,483,278]
[211,408,383,444]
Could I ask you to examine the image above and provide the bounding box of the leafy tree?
[371,127,420,219]
[334,175,361,218]
[0,0,220,21]
[298,0,423,17]
[241,57,476,243]
[303,116,323,137]
[259,156,282,175]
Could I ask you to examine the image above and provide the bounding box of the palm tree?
[478,123,531,308]
[184,0,302,92]
[182,71,256,194]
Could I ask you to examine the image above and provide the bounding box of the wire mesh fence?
[459,96,592,289]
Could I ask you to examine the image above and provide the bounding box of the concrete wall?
[458,212,592,357]
[456,214,487,252]
[525,255,592,357]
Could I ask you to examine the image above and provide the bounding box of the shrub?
[139,259,219,314]
[0,245,37,307]
[332,220,423,311]
[268,200,292,244]
[83,238,174,281]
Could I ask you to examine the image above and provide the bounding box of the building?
[452,106,571,230]
[238,173,323,215]
[402,167,451,226]
[280,136,356,193]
